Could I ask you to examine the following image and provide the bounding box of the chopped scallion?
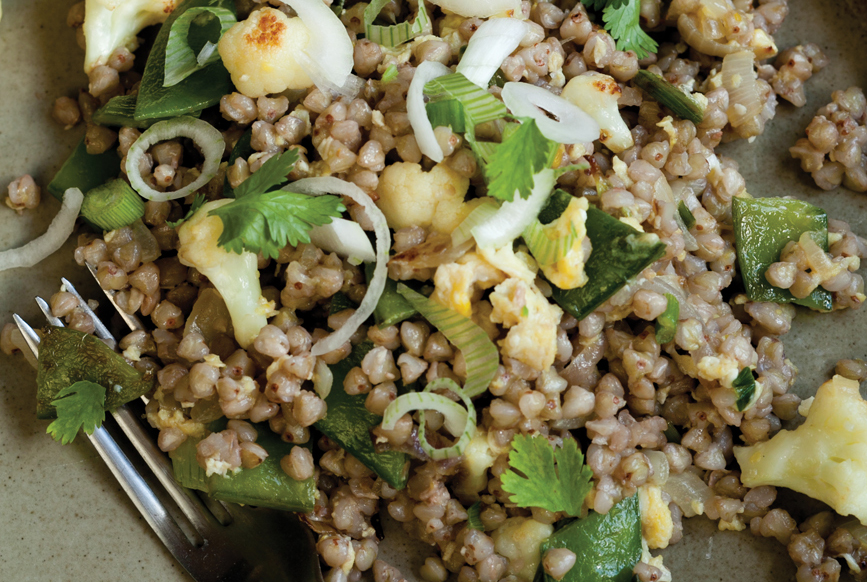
[633,70,706,125]
[80,179,146,231]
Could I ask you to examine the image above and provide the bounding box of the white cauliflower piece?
[734,375,867,525]
[178,200,271,349]
[83,0,178,73]
[492,517,554,582]
[536,197,591,290]
[217,7,313,98]
[561,72,634,153]
[375,162,471,233]
[453,430,498,499]
[432,251,505,318]
[639,484,674,550]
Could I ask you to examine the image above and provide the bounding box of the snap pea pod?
[538,494,641,582]
[35,327,154,419]
[365,263,418,328]
[135,0,236,121]
[551,207,667,321]
[46,136,120,201]
[632,70,706,125]
[93,94,197,128]
[170,419,317,512]
[315,341,409,489]
[731,196,832,311]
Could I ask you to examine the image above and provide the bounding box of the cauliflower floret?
[217,7,313,98]
[178,200,271,348]
[489,277,562,370]
[734,375,867,524]
[639,484,674,550]
[536,197,591,290]
[492,517,554,582]
[453,430,498,499]
[432,251,505,318]
[375,162,471,233]
[561,72,634,153]
[83,0,178,73]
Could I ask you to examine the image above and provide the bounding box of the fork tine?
[13,314,42,358]
[35,296,64,328]
[83,263,145,332]
[60,276,116,342]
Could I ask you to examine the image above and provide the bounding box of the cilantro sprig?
[500,434,593,516]
[586,0,658,59]
[46,381,107,445]
[208,150,346,259]
[480,118,558,202]
[167,192,206,228]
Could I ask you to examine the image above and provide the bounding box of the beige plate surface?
[1,1,866,580]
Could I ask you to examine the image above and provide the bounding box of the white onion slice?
[455,18,528,88]
[0,188,83,272]
[472,168,555,249]
[277,0,356,96]
[126,117,223,201]
[407,60,452,163]
[312,359,333,399]
[428,0,521,18]
[309,217,376,265]
[287,177,390,356]
[502,82,600,144]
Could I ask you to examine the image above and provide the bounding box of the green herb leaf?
[540,494,642,582]
[233,149,299,199]
[678,200,696,229]
[500,434,592,516]
[163,6,236,87]
[663,421,681,444]
[381,63,399,83]
[733,367,758,412]
[46,381,107,445]
[602,0,657,60]
[484,118,558,202]
[210,190,345,259]
[633,70,706,125]
[364,0,430,48]
[583,0,629,9]
[654,293,679,344]
[166,193,206,228]
[467,501,484,531]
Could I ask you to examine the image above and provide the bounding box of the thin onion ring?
[455,17,528,88]
[407,60,452,163]
[502,81,600,144]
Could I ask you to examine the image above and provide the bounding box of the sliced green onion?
[163,7,236,87]
[380,63,399,83]
[467,501,484,530]
[451,198,499,246]
[408,60,452,162]
[654,293,679,345]
[733,367,759,412]
[425,99,467,133]
[633,70,706,125]
[522,195,585,267]
[424,73,508,128]
[677,200,696,229]
[80,179,146,231]
[126,116,224,202]
[364,0,430,48]
[309,217,375,265]
[381,377,476,460]
[396,284,498,398]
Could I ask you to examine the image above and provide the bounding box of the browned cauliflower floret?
[217,7,313,98]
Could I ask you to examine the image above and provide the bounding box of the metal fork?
[15,271,323,582]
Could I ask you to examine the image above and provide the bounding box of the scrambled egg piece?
[376,162,472,233]
[639,484,674,550]
[146,398,206,438]
[492,517,554,582]
[218,7,313,97]
[535,197,591,290]
[433,252,505,318]
[489,277,562,370]
[734,375,867,524]
[640,539,673,582]
[696,354,741,388]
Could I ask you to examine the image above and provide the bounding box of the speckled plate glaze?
[1,1,865,580]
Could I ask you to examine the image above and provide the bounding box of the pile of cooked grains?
[5,1,867,581]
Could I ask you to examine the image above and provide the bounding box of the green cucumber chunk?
[315,341,409,489]
[551,207,667,321]
[539,494,642,582]
[171,420,317,512]
[135,0,236,121]
[47,136,121,201]
[731,196,832,310]
[36,327,154,419]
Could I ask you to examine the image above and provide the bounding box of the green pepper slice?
[47,136,120,201]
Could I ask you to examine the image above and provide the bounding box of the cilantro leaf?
[233,148,300,199]
[46,381,107,445]
[733,367,758,412]
[500,434,592,516]
[210,190,345,259]
[166,192,206,228]
[467,501,484,531]
[483,118,558,202]
[654,293,679,344]
[583,0,629,9]
[602,0,658,59]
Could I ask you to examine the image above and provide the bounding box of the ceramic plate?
[1,1,865,580]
